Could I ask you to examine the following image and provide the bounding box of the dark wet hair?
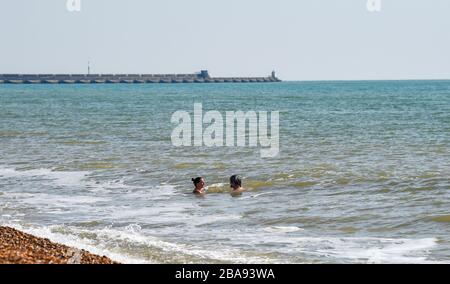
[192,177,203,186]
[230,175,242,187]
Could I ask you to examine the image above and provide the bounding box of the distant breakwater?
[0,70,281,84]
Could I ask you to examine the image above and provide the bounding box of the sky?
[0,0,449,80]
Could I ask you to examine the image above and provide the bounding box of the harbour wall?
[0,71,281,84]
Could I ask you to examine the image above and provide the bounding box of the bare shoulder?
[230,188,245,197]
[193,190,206,196]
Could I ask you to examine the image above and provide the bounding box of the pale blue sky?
[1,0,449,80]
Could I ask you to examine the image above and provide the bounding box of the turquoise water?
[0,81,449,263]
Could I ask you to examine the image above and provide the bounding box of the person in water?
[230,175,245,196]
[192,177,206,195]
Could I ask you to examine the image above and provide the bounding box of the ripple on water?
[245,180,275,190]
[430,215,450,223]
[206,180,274,193]
[261,216,323,226]
[59,140,106,145]
[77,162,117,170]
[0,131,22,138]
[174,162,206,170]
[213,162,227,170]
[263,226,304,233]
[291,181,318,188]
[339,227,359,234]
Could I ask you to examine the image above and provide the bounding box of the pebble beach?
[0,226,117,264]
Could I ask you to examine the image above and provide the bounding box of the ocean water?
[0,81,449,264]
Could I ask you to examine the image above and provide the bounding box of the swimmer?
[230,175,245,197]
[192,177,206,195]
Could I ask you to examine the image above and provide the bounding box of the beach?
[0,226,117,264]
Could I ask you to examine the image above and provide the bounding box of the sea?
[0,81,449,263]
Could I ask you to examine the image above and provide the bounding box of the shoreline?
[0,226,118,264]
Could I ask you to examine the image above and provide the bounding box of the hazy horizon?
[1,0,449,81]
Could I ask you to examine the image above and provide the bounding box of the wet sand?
[0,226,118,264]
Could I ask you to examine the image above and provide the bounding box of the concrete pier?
[0,70,281,84]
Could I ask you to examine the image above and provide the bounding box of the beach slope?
[0,226,117,264]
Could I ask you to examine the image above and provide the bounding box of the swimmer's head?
[192,177,205,190]
[230,175,242,190]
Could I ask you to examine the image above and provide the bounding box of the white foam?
[286,236,442,264]
[205,183,229,193]
[81,224,274,263]
[7,192,109,206]
[0,167,19,178]
[152,185,177,197]
[7,216,277,263]
[207,183,226,189]
[264,226,304,233]
[6,223,274,264]
[86,179,176,198]
[192,215,243,226]
[0,166,176,202]
[0,166,90,187]
[85,178,130,192]
[6,223,147,264]
[241,192,274,199]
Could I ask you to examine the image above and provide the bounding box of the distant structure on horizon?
[0,70,281,84]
